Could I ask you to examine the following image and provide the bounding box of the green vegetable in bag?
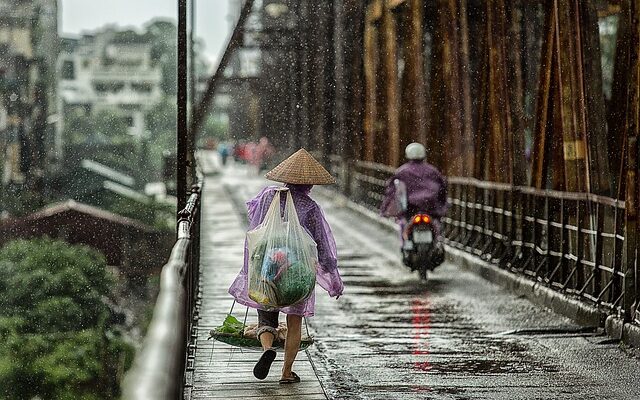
[275,261,316,306]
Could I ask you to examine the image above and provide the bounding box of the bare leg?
[254,310,278,380]
[282,314,302,379]
[259,331,275,351]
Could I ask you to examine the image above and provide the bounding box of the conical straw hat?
[265,148,336,185]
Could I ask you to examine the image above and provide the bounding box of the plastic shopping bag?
[247,188,318,309]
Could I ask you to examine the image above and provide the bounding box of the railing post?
[624,134,638,321]
[623,218,637,322]
[513,186,523,268]
[593,202,604,303]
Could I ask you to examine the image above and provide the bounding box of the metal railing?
[442,177,630,316]
[327,155,638,322]
[121,183,202,400]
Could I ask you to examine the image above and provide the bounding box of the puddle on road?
[360,384,467,397]
[412,358,559,374]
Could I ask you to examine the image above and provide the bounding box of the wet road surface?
[218,166,640,400]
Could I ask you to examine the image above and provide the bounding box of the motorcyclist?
[380,142,448,239]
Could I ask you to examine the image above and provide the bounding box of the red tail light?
[412,214,431,224]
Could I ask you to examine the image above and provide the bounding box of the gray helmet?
[405,142,426,160]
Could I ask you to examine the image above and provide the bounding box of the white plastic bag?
[247,188,318,309]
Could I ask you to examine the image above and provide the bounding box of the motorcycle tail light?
[413,214,431,224]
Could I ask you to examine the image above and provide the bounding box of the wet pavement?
[212,163,640,400]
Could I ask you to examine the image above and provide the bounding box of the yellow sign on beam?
[387,0,407,9]
[563,140,587,161]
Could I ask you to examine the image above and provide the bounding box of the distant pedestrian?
[228,148,344,383]
[218,142,229,166]
[255,136,275,172]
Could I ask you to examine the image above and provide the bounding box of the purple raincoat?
[380,160,449,219]
[228,184,344,317]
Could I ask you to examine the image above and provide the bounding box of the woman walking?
[228,148,344,383]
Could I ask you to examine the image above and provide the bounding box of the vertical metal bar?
[177,0,189,211]
[543,194,551,276]
[531,4,555,188]
[523,193,538,271]
[593,202,604,301]
[458,0,474,175]
[499,189,508,261]
[460,183,469,246]
[363,2,380,162]
[575,199,585,292]
[615,202,627,308]
[189,0,197,115]
[380,2,400,166]
[623,0,639,321]
[513,187,523,267]
[580,0,612,196]
[343,0,365,170]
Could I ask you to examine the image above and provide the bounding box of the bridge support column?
[530,0,610,194]
[363,1,381,162]
[399,0,428,152]
[620,0,640,322]
[381,1,401,167]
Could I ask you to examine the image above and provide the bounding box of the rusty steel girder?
[531,0,611,194]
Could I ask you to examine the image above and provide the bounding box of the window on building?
[61,60,75,80]
[131,82,153,93]
[93,81,125,94]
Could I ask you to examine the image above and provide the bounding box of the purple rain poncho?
[380,160,449,219]
[228,184,344,317]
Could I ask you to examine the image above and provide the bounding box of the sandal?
[279,371,301,384]
[253,349,276,380]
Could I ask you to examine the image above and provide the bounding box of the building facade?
[57,28,163,144]
[0,0,58,188]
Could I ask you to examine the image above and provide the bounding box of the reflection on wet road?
[223,174,640,400]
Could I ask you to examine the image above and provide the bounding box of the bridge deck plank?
[187,176,327,400]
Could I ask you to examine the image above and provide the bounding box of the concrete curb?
[605,316,640,348]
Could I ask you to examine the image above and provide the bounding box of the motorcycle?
[392,179,445,280]
[401,212,444,280]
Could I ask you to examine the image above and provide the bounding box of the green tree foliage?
[63,108,142,179]
[145,99,176,148]
[145,19,178,96]
[65,109,131,146]
[145,99,176,176]
[0,184,45,217]
[202,116,229,142]
[0,239,134,400]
